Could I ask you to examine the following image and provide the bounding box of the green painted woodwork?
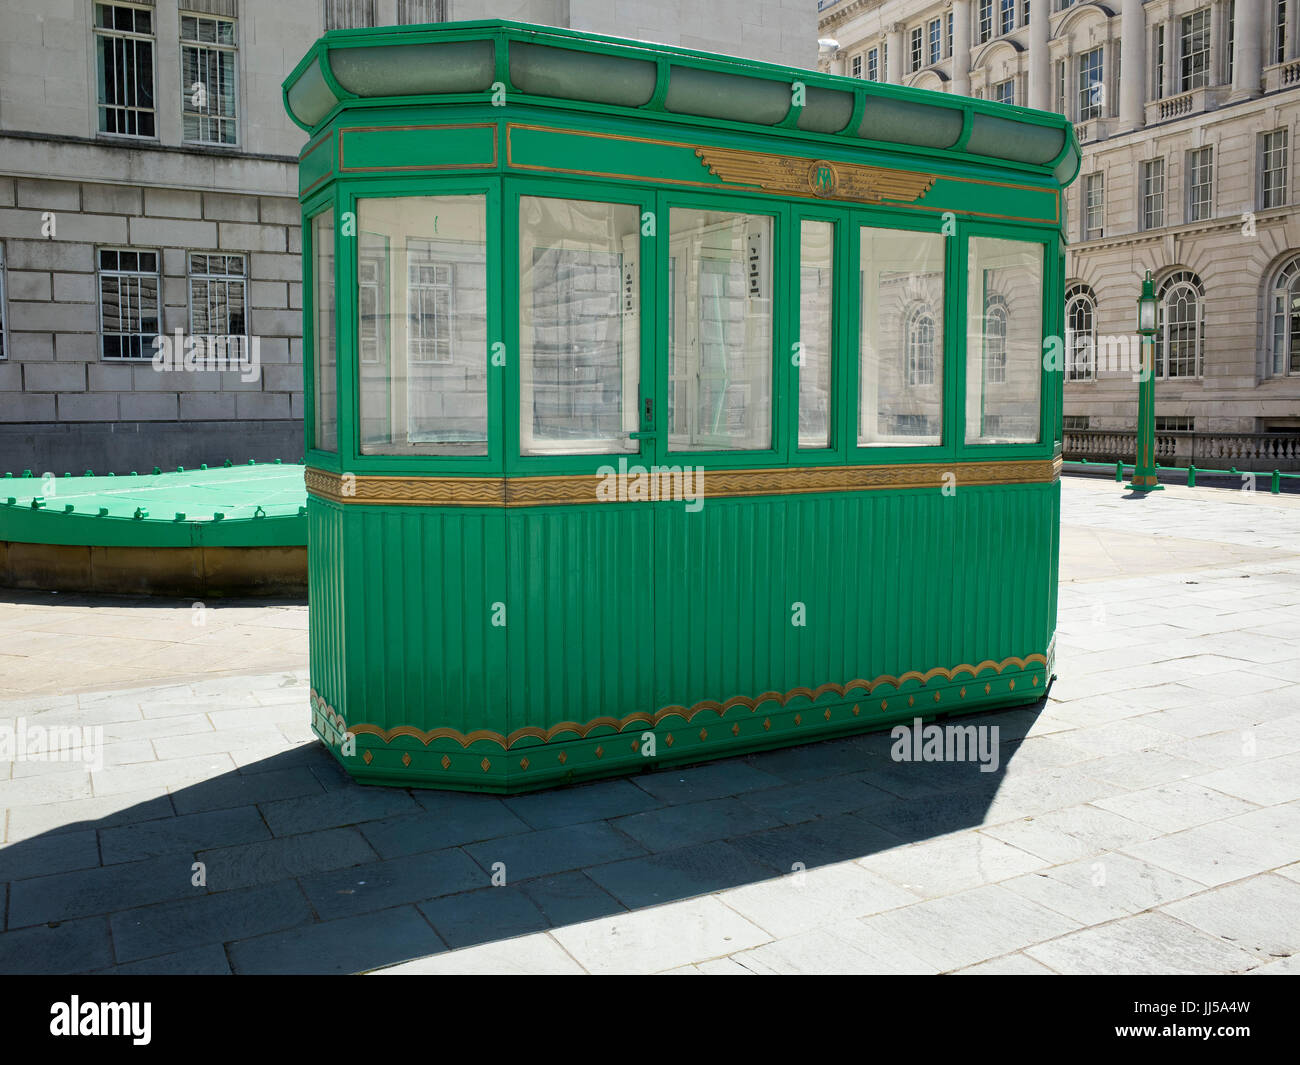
[288,21,1076,792]
[0,464,306,548]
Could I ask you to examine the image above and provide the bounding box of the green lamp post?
[1128,270,1164,492]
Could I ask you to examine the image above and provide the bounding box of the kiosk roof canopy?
[283,19,1080,186]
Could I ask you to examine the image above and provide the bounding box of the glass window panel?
[966,237,1043,444]
[313,210,337,453]
[799,220,833,449]
[355,195,487,455]
[858,227,945,446]
[519,196,640,455]
[667,208,773,452]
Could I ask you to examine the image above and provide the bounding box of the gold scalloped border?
[311,652,1048,751]
[306,458,1061,508]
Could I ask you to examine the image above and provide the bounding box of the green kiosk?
[284,20,1079,793]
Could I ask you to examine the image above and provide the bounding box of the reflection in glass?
[858,227,945,446]
[966,237,1043,444]
[356,195,488,455]
[313,209,336,452]
[519,196,640,455]
[799,220,833,449]
[667,208,773,452]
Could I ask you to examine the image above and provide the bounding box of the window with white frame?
[1155,416,1195,432]
[1180,8,1211,92]
[1056,59,1065,114]
[928,18,942,65]
[1078,48,1104,121]
[910,27,923,72]
[906,303,937,387]
[324,0,374,29]
[1188,146,1214,222]
[1268,256,1300,376]
[983,296,1008,384]
[1262,129,1289,209]
[1083,172,1104,240]
[1227,1,1236,82]
[866,47,879,81]
[851,53,862,78]
[188,253,248,362]
[1142,158,1166,230]
[1022,0,1030,24]
[946,14,953,56]
[98,248,160,360]
[995,78,1014,105]
[94,2,156,138]
[999,0,1015,35]
[1156,271,1204,379]
[180,11,237,145]
[0,243,7,360]
[1277,1,1288,65]
[1065,284,1096,381]
[978,0,993,44]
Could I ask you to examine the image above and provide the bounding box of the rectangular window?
[1278,1,1288,64]
[94,3,156,137]
[180,12,237,145]
[324,0,375,29]
[929,19,942,65]
[312,211,337,452]
[1263,129,1289,209]
[98,248,160,360]
[668,209,773,452]
[188,253,248,363]
[1180,8,1211,92]
[1155,415,1194,432]
[0,243,7,360]
[911,27,923,72]
[999,0,1015,35]
[520,196,639,456]
[1154,24,1166,99]
[947,14,953,56]
[978,0,993,44]
[858,227,945,446]
[1078,47,1104,121]
[995,78,1015,105]
[1056,59,1066,113]
[1142,159,1166,230]
[851,53,862,78]
[799,221,833,449]
[1063,415,1090,431]
[1083,172,1104,240]
[1023,0,1030,24]
[966,237,1043,445]
[354,195,487,456]
[1228,2,1236,82]
[866,47,879,82]
[397,0,446,22]
[1188,146,1214,221]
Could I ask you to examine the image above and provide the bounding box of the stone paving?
[0,476,1297,974]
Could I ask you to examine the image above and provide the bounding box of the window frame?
[1064,283,1096,382]
[93,0,158,141]
[96,245,161,361]
[1261,129,1289,210]
[1141,157,1166,231]
[179,9,240,147]
[1179,8,1211,93]
[1187,146,1214,222]
[0,241,8,361]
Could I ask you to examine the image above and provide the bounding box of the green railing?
[1065,459,1300,494]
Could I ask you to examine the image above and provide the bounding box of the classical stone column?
[952,0,972,96]
[1230,0,1264,100]
[886,22,905,83]
[1028,0,1051,110]
[1120,0,1147,129]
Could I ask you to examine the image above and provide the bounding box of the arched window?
[1156,271,1204,379]
[1268,256,1300,377]
[984,295,1008,384]
[1065,283,1096,380]
[906,303,937,386]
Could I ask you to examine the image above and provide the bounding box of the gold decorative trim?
[310,652,1047,752]
[306,457,1062,508]
[694,147,935,205]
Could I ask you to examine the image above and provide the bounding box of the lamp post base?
[1127,473,1164,492]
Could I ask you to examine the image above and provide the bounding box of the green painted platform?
[0,463,307,548]
[0,463,308,597]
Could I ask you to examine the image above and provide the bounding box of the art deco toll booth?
[284,21,1080,793]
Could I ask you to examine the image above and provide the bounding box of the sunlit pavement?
[1,476,1297,974]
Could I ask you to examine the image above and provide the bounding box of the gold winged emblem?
[695,147,936,205]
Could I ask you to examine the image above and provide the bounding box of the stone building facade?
[818,0,1300,463]
[0,0,813,474]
